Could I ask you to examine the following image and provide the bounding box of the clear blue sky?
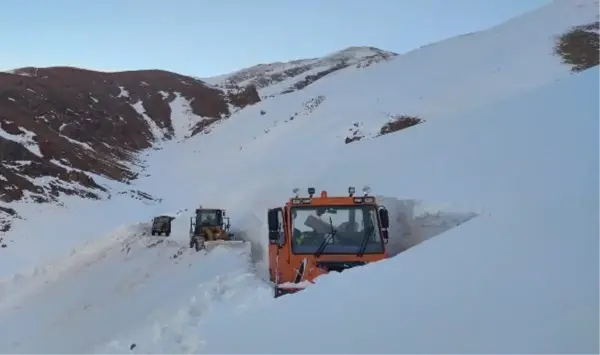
[1,0,551,77]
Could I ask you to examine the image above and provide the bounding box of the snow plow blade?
[203,240,247,250]
[274,281,313,298]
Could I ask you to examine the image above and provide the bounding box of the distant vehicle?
[151,215,174,236]
[189,207,243,251]
[267,186,390,298]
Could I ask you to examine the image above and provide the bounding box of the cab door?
[267,207,286,283]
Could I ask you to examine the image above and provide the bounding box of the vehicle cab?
[267,186,390,298]
[190,207,231,233]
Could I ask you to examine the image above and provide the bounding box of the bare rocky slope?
[0,67,260,231]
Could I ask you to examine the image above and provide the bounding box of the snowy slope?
[0,0,597,353]
[0,225,269,353]
[116,61,599,355]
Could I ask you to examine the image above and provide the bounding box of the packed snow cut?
[265,185,478,298]
[143,186,478,300]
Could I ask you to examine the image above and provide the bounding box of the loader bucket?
[204,240,244,247]
[203,240,248,252]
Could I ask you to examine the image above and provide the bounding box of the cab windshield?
[195,210,219,227]
[291,205,384,255]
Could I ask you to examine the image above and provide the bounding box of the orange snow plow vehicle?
[267,186,390,298]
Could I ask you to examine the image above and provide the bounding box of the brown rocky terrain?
[0,67,260,230]
[553,20,599,72]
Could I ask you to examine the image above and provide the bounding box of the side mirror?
[379,207,389,229]
[268,209,282,245]
[268,209,280,232]
[382,230,389,244]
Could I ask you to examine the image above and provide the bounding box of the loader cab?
[268,186,390,298]
[193,208,231,232]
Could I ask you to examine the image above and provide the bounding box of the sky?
[1,0,551,78]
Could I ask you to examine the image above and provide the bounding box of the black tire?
[151,231,156,236]
[195,241,202,252]
[165,232,171,237]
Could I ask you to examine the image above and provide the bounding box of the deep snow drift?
[0,0,597,353]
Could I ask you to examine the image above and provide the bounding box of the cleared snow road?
[0,232,263,353]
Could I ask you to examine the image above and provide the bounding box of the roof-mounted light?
[363,185,371,196]
[348,186,356,197]
[293,188,300,197]
[308,187,315,197]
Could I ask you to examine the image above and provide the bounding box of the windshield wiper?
[357,226,375,257]
[314,217,337,257]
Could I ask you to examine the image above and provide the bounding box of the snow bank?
[93,245,272,354]
[0,223,148,301]
[0,223,266,353]
[1,192,159,279]
[378,196,479,256]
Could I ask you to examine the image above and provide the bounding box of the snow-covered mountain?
[201,46,398,99]
[0,47,398,234]
[0,0,598,353]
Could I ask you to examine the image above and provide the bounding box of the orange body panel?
[268,245,387,282]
